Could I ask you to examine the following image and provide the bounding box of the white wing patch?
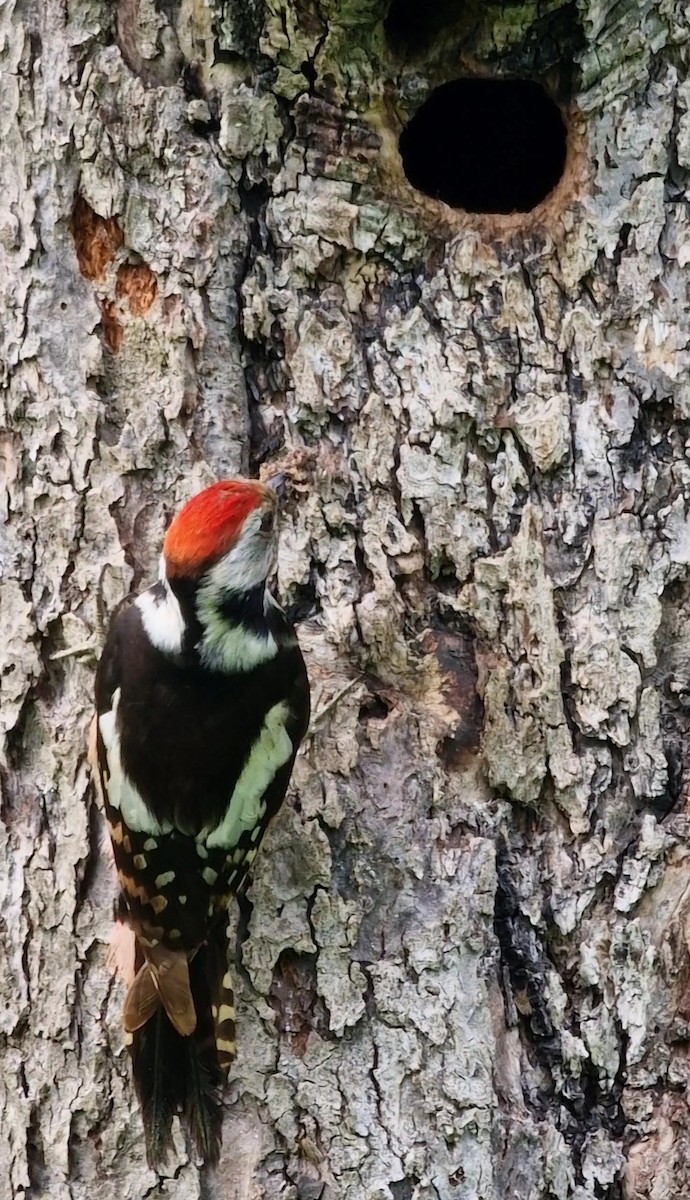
[206,701,293,849]
[136,584,185,655]
[98,688,173,835]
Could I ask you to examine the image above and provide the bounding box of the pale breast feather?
[195,596,279,674]
[98,687,174,836]
[205,700,294,849]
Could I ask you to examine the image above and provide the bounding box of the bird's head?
[163,479,279,593]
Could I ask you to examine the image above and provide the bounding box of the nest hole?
[399,77,567,214]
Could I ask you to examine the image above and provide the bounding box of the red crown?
[164,480,270,577]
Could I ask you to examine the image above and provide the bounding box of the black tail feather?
[129,936,227,1167]
[130,1007,182,1166]
[183,945,224,1162]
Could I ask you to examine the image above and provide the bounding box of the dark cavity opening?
[399,78,567,214]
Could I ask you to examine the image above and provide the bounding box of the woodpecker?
[93,478,310,1166]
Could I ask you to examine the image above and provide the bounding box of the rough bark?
[2,1,690,1198]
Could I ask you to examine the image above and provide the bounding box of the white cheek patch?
[206,701,293,849]
[98,688,173,836]
[136,585,185,655]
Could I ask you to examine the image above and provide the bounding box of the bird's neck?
[168,574,267,628]
[167,574,279,674]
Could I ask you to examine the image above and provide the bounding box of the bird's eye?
[260,511,275,534]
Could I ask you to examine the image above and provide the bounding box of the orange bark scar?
[116,262,158,315]
[71,197,124,283]
[100,299,124,353]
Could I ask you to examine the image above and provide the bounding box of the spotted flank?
[105,809,262,951]
[98,682,281,947]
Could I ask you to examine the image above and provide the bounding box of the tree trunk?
[2,0,690,1197]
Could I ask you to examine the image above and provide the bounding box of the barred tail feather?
[204,924,237,1072]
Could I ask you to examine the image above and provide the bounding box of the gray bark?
[2,1,690,1198]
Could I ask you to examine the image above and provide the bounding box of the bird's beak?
[264,472,287,501]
